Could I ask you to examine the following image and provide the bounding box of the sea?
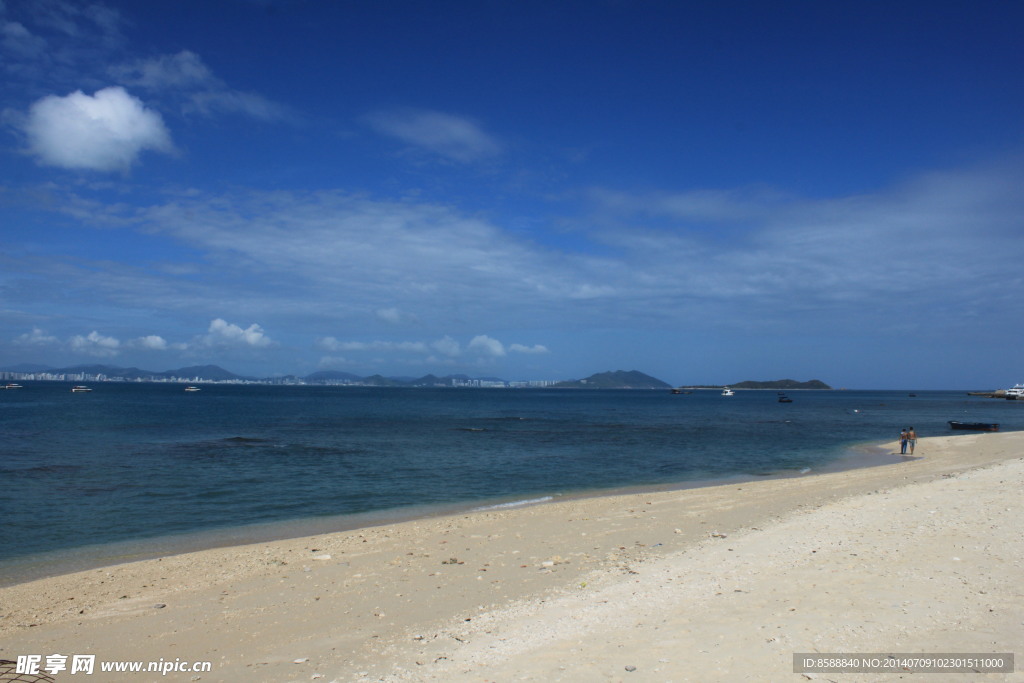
[2,382,1020,585]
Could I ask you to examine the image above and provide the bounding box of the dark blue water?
[1,383,1019,579]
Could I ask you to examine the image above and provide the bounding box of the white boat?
[1005,383,1024,400]
[71,385,92,392]
[3,383,23,389]
[721,387,735,396]
[184,386,201,392]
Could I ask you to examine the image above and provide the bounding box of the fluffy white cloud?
[468,334,506,357]
[366,109,501,162]
[134,334,168,350]
[69,330,120,356]
[204,318,272,347]
[23,86,173,171]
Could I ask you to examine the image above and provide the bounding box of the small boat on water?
[721,387,735,396]
[184,386,201,392]
[3,383,23,389]
[777,394,793,403]
[71,385,92,393]
[948,421,999,432]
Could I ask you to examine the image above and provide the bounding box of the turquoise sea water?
[1,383,1019,582]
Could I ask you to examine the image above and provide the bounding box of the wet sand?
[1,431,1021,682]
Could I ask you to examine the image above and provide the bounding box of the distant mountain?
[43,363,249,382]
[171,365,249,381]
[0,363,54,373]
[362,374,403,387]
[731,379,832,390]
[303,370,365,383]
[6,362,681,389]
[57,364,156,379]
[553,370,671,389]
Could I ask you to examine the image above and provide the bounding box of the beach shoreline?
[0,437,898,589]
[1,431,1021,681]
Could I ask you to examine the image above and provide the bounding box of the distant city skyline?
[2,1,1022,389]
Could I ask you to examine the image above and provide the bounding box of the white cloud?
[133,334,168,350]
[14,327,58,346]
[468,334,506,357]
[203,318,272,348]
[431,335,462,357]
[69,330,120,356]
[23,86,173,171]
[314,335,543,363]
[510,343,549,354]
[366,109,501,162]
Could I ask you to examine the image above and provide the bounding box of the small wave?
[456,427,486,432]
[799,467,812,474]
[222,436,269,443]
[472,496,554,512]
[4,463,83,476]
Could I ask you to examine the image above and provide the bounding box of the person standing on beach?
[907,427,917,455]
[899,428,908,454]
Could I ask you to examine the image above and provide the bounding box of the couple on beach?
[900,427,917,455]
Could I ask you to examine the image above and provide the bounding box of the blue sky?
[1,0,1022,388]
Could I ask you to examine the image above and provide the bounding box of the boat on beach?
[71,385,92,393]
[948,420,999,432]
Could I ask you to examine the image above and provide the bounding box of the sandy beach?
[2,431,1021,682]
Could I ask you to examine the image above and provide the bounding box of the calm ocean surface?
[2,383,1020,582]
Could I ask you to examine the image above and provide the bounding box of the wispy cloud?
[111,50,293,122]
[0,0,124,88]
[316,334,545,364]
[4,155,1022,374]
[365,108,501,163]
[510,343,549,354]
[14,327,59,346]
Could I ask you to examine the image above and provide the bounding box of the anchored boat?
[948,421,999,432]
